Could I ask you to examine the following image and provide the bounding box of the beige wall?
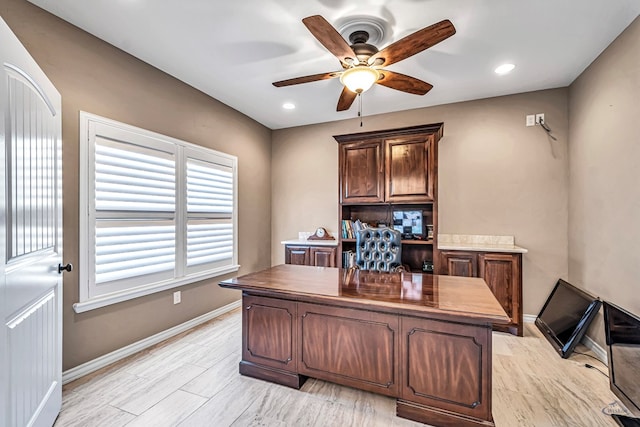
[568,16,640,347]
[1,0,272,370]
[272,88,569,317]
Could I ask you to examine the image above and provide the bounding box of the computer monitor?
[392,210,423,237]
[535,279,601,359]
[604,301,640,426]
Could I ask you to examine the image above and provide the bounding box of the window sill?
[73,264,240,313]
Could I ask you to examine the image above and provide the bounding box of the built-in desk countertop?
[280,238,338,247]
[221,264,509,324]
[220,265,509,427]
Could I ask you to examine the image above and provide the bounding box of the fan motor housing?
[349,31,379,63]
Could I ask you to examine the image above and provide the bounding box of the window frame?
[75,112,239,313]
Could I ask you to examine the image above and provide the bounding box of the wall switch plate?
[535,113,545,125]
[173,291,181,304]
[526,115,535,127]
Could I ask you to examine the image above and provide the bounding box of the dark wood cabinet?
[337,128,438,205]
[298,302,399,396]
[285,246,310,266]
[285,245,337,267]
[340,141,384,204]
[479,253,522,336]
[439,250,523,336]
[310,247,337,267]
[400,315,492,421]
[385,134,434,203]
[335,124,443,273]
[242,295,297,373]
[439,251,477,277]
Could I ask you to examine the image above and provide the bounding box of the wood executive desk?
[219,264,510,427]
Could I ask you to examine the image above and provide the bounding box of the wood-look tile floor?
[55,309,627,426]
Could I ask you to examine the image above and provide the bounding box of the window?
[75,112,238,313]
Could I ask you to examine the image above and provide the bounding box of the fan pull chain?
[358,93,363,127]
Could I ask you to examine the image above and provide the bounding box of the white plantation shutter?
[186,156,234,270]
[187,221,233,267]
[92,136,177,290]
[77,113,239,312]
[95,222,175,284]
[95,142,175,211]
[187,159,233,213]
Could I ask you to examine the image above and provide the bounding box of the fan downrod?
[348,30,369,44]
[348,31,378,63]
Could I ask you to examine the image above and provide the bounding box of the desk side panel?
[400,316,493,423]
[243,295,297,372]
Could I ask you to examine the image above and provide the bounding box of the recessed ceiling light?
[494,63,515,75]
[282,103,296,110]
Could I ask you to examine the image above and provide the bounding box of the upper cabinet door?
[385,134,434,203]
[340,140,384,204]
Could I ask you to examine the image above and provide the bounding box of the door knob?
[58,263,73,274]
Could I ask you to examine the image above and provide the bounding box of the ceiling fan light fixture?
[340,66,380,94]
[273,15,456,112]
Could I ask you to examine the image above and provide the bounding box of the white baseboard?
[523,313,607,364]
[581,333,608,364]
[62,299,242,384]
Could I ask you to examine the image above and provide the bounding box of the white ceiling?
[26,0,640,130]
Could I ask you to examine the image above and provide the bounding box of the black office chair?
[355,227,403,272]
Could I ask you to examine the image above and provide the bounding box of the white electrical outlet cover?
[526,115,535,127]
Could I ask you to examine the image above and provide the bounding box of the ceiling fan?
[273,15,456,112]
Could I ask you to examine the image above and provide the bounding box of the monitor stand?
[612,414,640,427]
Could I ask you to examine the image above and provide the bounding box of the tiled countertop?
[438,234,528,253]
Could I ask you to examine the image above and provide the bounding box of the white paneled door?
[0,17,64,427]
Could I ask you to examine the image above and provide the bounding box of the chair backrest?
[355,227,402,272]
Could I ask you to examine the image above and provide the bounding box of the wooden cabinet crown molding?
[333,123,444,144]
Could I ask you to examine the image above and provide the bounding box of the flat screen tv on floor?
[604,301,640,426]
[535,279,601,359]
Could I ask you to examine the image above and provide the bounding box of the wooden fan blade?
[369,19,456,67]
[303,15,357,65]
[273,71,340,87]
[377,70,433,95]
[337,87,357,111]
